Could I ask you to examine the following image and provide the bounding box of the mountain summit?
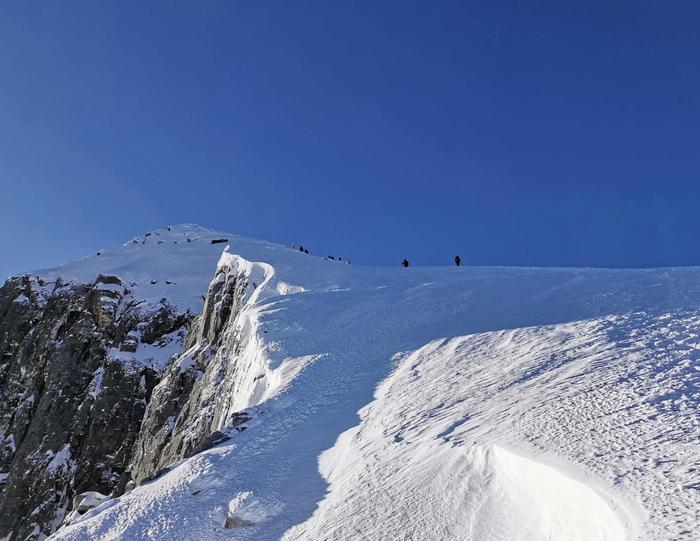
[0,226,697,540]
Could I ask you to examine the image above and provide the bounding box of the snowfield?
[37,225,698,540]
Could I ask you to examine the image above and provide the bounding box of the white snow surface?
[43,225,699,541]
[29,224,255,313]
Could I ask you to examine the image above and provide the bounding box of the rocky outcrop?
[0,274,192,540]
[130,254,267,483]
[0,244,273,540]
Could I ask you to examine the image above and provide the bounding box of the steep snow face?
[40,231,700,541]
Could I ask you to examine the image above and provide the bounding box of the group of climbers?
[402,255,461,268]
[325,255,351,264]
[293,243,461,269]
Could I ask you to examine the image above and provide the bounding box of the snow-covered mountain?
[1,224,698,540]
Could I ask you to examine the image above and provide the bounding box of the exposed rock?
[183,416,249,460]
[0,241,267,539]
[131,256,264,483]
[225,515,254,528]
[0,273,193,540]
[72,490,108,514]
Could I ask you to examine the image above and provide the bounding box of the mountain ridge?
[0,225,698,540]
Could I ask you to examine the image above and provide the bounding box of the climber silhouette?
[402,259,409,268]
[455,255,461,266]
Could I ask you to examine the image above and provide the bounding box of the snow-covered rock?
[0,225,253,539]
[72,491,109,515]
[130,252,274,484]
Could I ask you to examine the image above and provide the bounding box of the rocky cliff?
[130,253,270,484]
[0,225,241,540]
[0,273,191,539]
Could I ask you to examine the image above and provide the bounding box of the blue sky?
[1,1,699,278]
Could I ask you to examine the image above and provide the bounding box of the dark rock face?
[131,259,256,484]
[0,274,192,540]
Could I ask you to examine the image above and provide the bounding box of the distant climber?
[304,248,309,254]
[455,255,461,266]
[402,259,409,268]
[299,245,305,253]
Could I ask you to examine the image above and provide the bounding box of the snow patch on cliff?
[46,445,72,475]
[107,328,186,371]
[87,368,104,398]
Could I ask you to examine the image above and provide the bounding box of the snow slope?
[46,226,699,540]
[27,224,259,313]
[20,224,285,372]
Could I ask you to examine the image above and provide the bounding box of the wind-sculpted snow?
[47,234,700,541]
[293,315,700,540]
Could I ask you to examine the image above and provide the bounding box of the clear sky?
[1,1,699,278]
